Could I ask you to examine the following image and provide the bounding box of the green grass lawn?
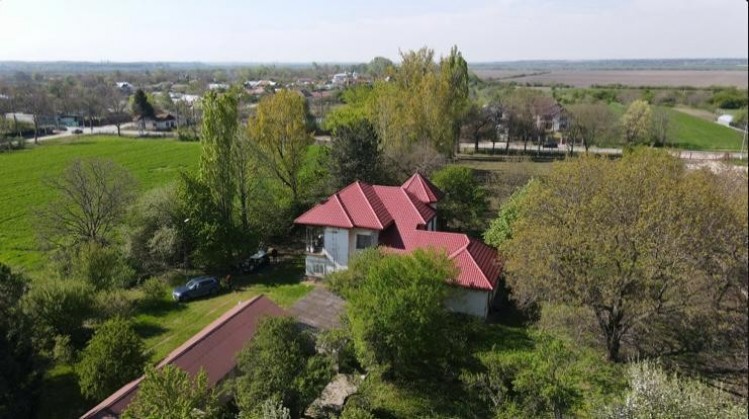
[606,103,743,151]
[0,136,199,270]
[665,107,744,151]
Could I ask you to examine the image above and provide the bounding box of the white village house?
[294,173,503,318]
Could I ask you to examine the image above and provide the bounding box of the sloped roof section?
[399,231,500,291]
[372,185,436,229]
[337,181,393,230]
[294,195,354,229]
[294,181,393,230]
[81,295,285,419]
[402,172,444,204]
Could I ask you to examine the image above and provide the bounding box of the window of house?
[312,263,325,274]
[356,234,373,250]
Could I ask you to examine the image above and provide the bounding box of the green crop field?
[0,136,200,270]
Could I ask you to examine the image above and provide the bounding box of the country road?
[28,131,747,162]
[459,140,747,161]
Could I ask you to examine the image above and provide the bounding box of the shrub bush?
[77,317,148,401]
[72,242,136,289]
[95,288,136,320]
[52,334,75,365]
[21,279,95,349]
[140,277,168,307]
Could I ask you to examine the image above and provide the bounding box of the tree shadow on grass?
[37,365,89,419]
[138,297,188,317]
[230,257,305,291]
[133,321,168,340]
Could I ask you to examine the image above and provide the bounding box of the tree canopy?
[235,316,331,418]
[122,365,221,419]
[248,89,314,204]
[498,149,748,363]
[336,249,467,380]
[76,317,148,401]
[431,165,489,234]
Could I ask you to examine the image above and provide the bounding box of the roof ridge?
[461,244,492,289]
[355,181,384,229]
[157,295,264,368]
[333,193,355,228]
[399,186,427,224]
[446,233,470,259]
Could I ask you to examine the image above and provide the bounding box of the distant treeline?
[470,58,749,71]
[0,61,357,75]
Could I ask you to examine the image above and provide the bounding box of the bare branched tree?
[39,159,137,247]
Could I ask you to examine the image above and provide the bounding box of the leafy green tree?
[248,89,314,205]
[21,279,95,348]
[499,150,748,362]
[1,263,40,419]
[235,316,332,418]
[344,249,466,380]
[72,241,135,289]
[463,332,623,419]
[328,119,382,188]
[367,57,394,78]
[439,45,470,156]
[180,90,256,268]
[460,102,499,153]
[431,166,488,234]
[566,102,617,152]
[199,90,239,222]
[131,88,155,119]
[323,86,375,133]
[122,365,221,419]
[620,100,652,144]
[77,317,148,401]
[483,182,533,249]
[125,185,185,273]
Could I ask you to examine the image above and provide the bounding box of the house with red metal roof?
[80,295,285,419]
[294,173,502,318]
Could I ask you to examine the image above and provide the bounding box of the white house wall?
[324,227,350,267]
[348,229,379,258]
[445,288,490,317]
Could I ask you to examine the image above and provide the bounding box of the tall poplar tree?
[199,90,239,222]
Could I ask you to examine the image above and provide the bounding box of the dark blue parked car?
[172,276,219,302]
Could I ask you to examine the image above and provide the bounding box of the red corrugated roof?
[402,172,444,204]
[81,295,285,419]
[294,174,501,292]
[294,181,393,230]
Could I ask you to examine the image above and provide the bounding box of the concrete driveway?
[290,287,345,331]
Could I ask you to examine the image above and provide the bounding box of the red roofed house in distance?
[294,173,503,318]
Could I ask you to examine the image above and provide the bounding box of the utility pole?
[741,123,747,160]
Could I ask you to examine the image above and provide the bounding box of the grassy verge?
[0,136,199,270]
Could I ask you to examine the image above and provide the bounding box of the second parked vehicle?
[172,276,219,302]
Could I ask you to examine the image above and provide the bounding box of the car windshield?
[186,280,198,288]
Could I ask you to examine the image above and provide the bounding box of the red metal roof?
[295,174,501,292]
[81,295,285,419]
[402,172,444,204]
[294,181,393,230]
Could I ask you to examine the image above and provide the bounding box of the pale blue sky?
[0,0,746,62]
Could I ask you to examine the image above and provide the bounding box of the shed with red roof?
[80,295,285,419]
